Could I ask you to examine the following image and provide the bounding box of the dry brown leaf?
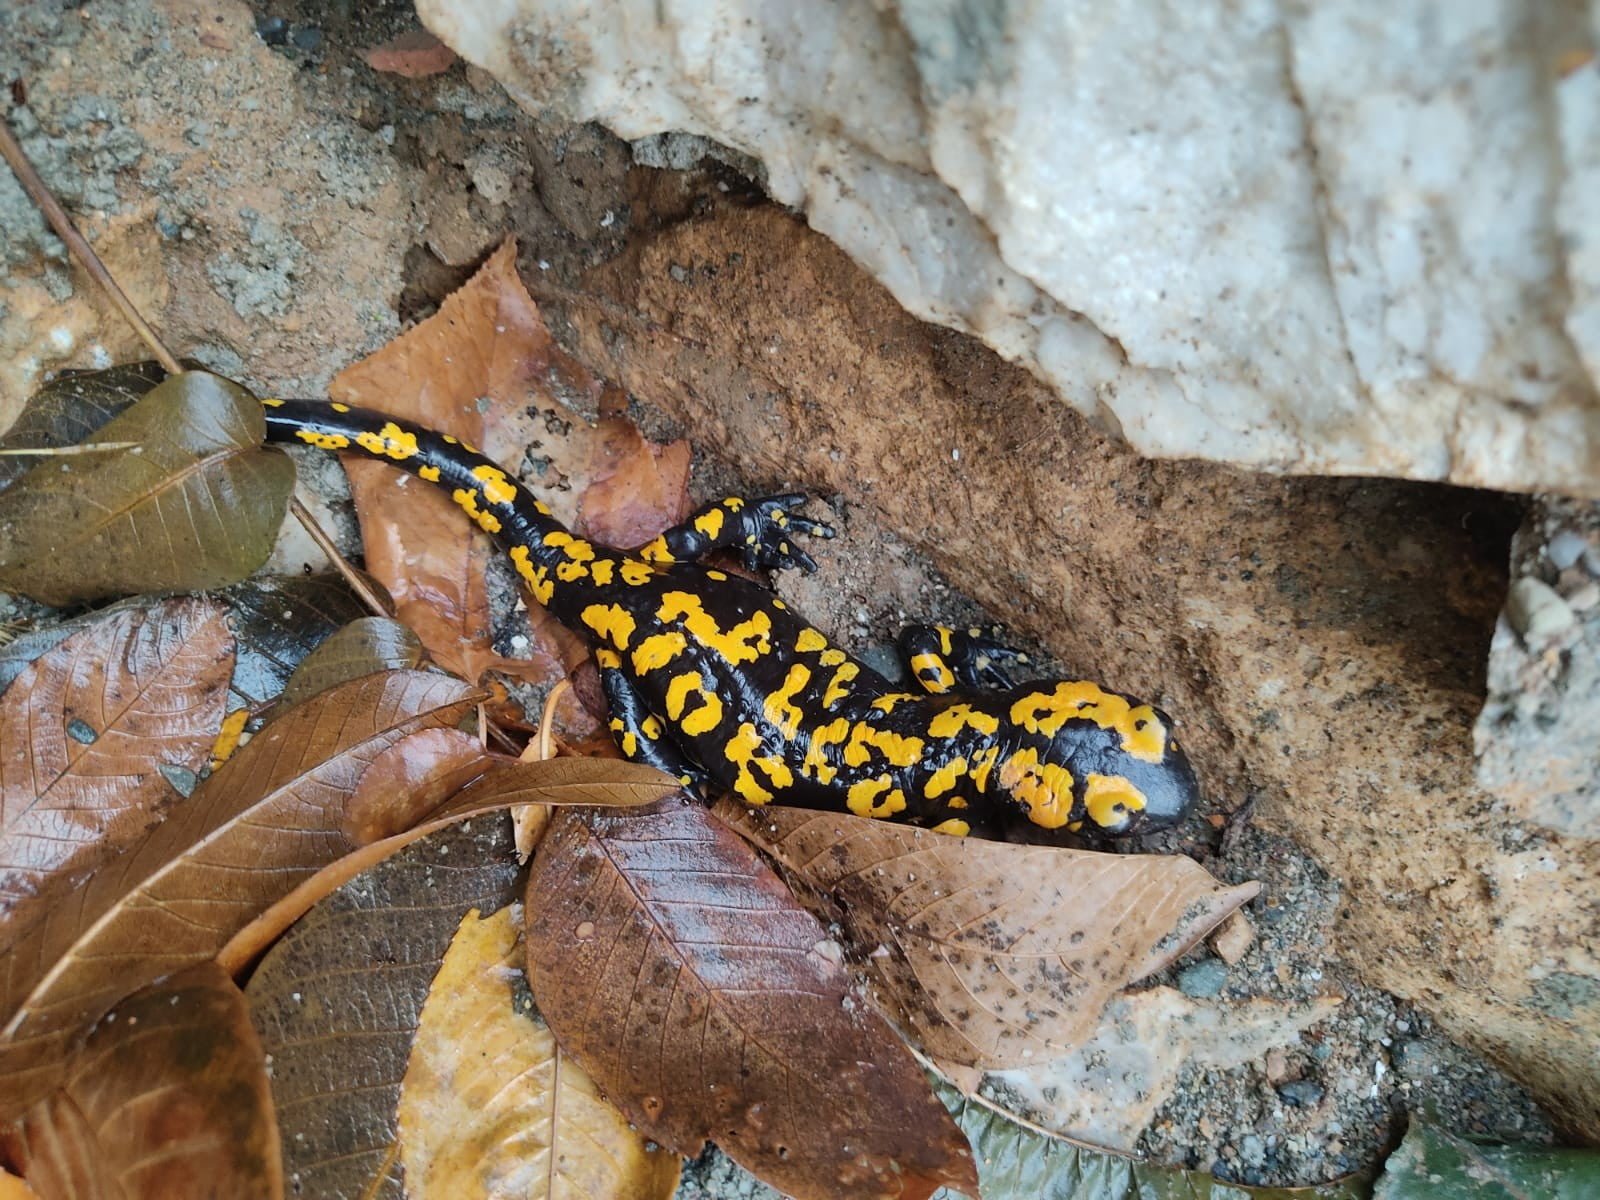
[247,820,524,1200]
[330,239,588,685]
[3,961,281,1200]
[276,615,424,710]
[0,669,480,1120]
[577,410,692,549]
[524,803,978,1200]
[717,802,1260,1069]
[343,727,488,845]
[362,29,458,77]
[217,755,681,975]
[398,905,680,1200]
[0,598,233,950]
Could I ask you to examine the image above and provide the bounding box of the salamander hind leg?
[599,659,710,793]
[899,624,1033,694]
[635,494,835,574]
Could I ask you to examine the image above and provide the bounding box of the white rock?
[418,0,1600,493]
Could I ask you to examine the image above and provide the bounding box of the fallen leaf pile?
[0,240,1298,1199]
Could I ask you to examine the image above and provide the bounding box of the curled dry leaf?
[248,820,525,1200]
[523,803,979,1200]
[717,802,1259,1069]
[0,598,234,949]
[218,754,681,976]
[2,961,282,1200]
[398,905,680,1200]
[330,239,584,685]
[277,616,425,710]
[0,371,295,605]
[0,669,480,1120]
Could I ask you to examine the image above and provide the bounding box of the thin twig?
[288,497,392,617]
[0,118,180,375]
[0,442,139,456]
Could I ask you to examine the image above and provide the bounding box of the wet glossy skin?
[264,399,1200,838]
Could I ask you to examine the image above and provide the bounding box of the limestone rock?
[418,0,1600,494]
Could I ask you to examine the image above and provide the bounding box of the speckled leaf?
[0,370,295,605]
[221,574,375,710]
[0,599,234,954]
[523,802,978,1200]
[398,905,681,1200]
[0,669,480,1121]
[2,961,281,1200]
[0,361,167,492]
[248,819,524,1200]
[718,803,1258,1069]
[278,616,424,709]
[941,1079,1371,1200]
[1372,1118,1598,1199]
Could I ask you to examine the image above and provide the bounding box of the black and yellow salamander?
[263,398,1199,839]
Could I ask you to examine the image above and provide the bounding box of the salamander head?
[994,681,1199,836]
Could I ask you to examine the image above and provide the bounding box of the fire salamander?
[263,398,1199,838]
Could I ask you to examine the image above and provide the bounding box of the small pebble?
[1177,958,1227,998]
[1278,1079,1324,1107]
[291,26,324,52]
[1564,581,1598,613]
[255,15,289,45]
[1547,530,1589,571]
[1209,909,1255,964]
[1506,577,1575,643]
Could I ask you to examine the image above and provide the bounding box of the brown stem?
[288,498,392,617]
[0,118,180,375]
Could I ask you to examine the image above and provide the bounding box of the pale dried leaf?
[399,906,680,1200]
[718,802,1259,1068]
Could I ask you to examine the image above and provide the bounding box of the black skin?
[263,398,1200,838]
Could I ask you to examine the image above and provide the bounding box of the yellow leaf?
[398,906,680,1200]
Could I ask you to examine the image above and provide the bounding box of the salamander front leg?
[898,624,1033,694]
[598,656,710,793]
[635,494,835,574]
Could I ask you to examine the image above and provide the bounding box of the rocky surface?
[1475,498,1600,838]
[0,0,1588,1185]
[418,0,1600,495]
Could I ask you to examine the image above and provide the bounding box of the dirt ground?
[0,0,1575,1191]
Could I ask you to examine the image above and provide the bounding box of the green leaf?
[0,370,295,605]
[0,361,169,492]
[278,616,426,710]
[1373,1119,1598,1200]
[938,1079,1371,1200]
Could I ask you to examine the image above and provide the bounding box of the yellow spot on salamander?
[595,647,622,669]
[508,545,554,604]
[657,592,773,664]
[419,464,441,482]
[843,723,924,769]
[846,776,907,819]
[801,717,850,784]
[822,662,859,708]
[471,464,517,504]
[355,421,421,461]
[870,693,918,714]
[632,631,688,674]
[724,497,745,511]
[931,818,970,837]
[581,604,637,649]
[706,569,727,581]
[1084,772,1149,829]
[928,703,1001,738]
[589,559,615,586]
[947,796,969,809]
[970,745,999,792]
[638,534,675,563]
[261,397,285,407]
[641,715,664,740]
[1010,683,1166,763]
[544,531,596,562]
[795,628,828,654]
[763,664,811,738]
[330,402,351,413]
[620,559,656,586]
[725,722,792,805]
[666,671,724,736]
[997,747,1076,829]
[911,651,956,693]
[819,648,848,667]
[295,429,351,450]
[923,756,968,800]
[694,508,725,539]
